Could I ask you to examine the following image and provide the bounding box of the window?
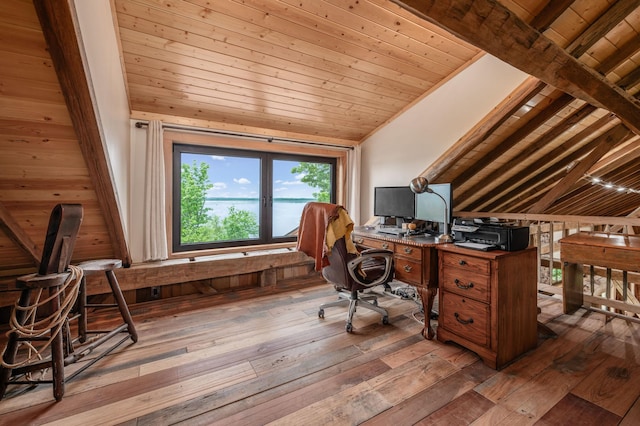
[172,144,336,252]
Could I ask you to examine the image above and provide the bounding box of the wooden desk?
[352,227,441,339]
[560,232,640,314]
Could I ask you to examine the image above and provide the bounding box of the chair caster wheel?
[382,316,389,325]
[346,323,353,333]
[318,309,324,319]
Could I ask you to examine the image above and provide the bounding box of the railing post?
[549,221,555,285]
[535,222,542,285]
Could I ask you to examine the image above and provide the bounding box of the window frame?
[171,141,338,253]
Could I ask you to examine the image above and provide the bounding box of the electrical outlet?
[151,286,160,299]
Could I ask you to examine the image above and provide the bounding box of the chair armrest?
[360,248,392,256]
[17,272,71,289]
[346,251,394,288]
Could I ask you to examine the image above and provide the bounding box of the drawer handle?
[458,259,467,266]
[403,247,413,254]
[454,279,474,290]
[382,243,389,249]
[403,265,412,272]
[355,238,363,244]
[454,312,474,325]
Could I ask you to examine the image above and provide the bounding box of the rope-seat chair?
[0,204,137,401]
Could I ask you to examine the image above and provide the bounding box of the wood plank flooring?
[0,274,639,425]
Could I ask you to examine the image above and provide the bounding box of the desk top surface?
[560,232,640,272]
[559,232,640,251]
[352,226,442,247]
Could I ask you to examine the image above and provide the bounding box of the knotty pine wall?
[0,0,118,273]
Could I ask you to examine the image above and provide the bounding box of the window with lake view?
[172,144,336,251]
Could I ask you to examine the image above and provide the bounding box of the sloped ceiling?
[114,0,482,142]
[405,0,640,218]
[1,0,640,278]
[115,0,640,218]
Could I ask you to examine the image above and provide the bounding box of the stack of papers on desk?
[454,241,497,251]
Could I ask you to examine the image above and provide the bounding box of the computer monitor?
[415,183,453,229]
[373,186,415,224]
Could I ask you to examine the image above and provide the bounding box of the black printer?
[452,218,529,251]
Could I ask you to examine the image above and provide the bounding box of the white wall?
[72,0,132,238]
[129,124,148,263]
[359,55,529,224]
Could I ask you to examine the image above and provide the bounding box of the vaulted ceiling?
[114,0,482,142]
[115,0,640,217]
[1,0,640,278]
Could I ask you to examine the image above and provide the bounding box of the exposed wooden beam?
[458,103,598,206]
[452,92,574,193]
[422,77,544,183]
[392,0,640,135]
[589,137,640,176]
[565,0,640,58]
[483,117,621,213]
[529,0,574,32]
[548,164,640,216]
[597,34,640,74]
[626,206,640,218]
[33,0,131,266]
[617,67,640,90]
[527,124,633,213]
[503,172,571,213]
[468,114,619,212]
[0,202,41,266]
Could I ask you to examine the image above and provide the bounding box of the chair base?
[0,259,137,402]
[318,289,389,332]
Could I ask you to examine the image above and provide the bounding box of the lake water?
[204,198,313,236]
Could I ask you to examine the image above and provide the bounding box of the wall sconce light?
[410,176,453,243]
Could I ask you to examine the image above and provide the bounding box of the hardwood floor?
[0,275,639,425]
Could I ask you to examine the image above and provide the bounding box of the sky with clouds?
[182,153,317,199]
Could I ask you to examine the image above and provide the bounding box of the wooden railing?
[455,211,640,322]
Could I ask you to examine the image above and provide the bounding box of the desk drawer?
[441,252,490,275]
[441,268,490,303]
[394,257,422,285]
[440,292,490,348]
[354,236,394,251]
[394,243,422,261]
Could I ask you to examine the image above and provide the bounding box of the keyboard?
[454,241,497,251]
[377,228,405,236]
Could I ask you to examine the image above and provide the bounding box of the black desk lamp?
[410,176,453,243]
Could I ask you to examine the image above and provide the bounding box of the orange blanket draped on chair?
[296,202,357,271]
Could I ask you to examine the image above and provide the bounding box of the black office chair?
[297,202,394,332]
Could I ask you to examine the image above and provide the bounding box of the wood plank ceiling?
[114,0,640,218]
[2,0,640,276]
[114,0,482,142]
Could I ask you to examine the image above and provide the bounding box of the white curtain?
[143,120,168,261]
[346,145,361,225]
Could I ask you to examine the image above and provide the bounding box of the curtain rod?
[134,121,354,151]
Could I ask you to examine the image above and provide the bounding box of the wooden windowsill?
[167,241,297,261]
